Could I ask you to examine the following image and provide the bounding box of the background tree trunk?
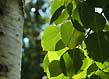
[0,0,24,79]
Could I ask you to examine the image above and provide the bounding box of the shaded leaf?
[71,19,85,32]
[60,52,75,77]
[78,2,106,31]
[104,23,109,32]
[72,7,82,25]
[55,39,65,51]
[78,2,95,28]
[67,2,73,16]
[90,74,101,79]
[68,49,85,73]
[86,0,103,7]
[85,32,109,62]
[60,48,85,77]
[91,13,106,32]
[87,63,98,75]
[104,4,109,21]
[49,60,62,77]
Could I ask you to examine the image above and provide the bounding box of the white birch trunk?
[0,0,24,79]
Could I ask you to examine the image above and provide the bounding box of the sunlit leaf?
[50,0,64,15]
[50,5,65,24]
[48,47,69,63]
[41,26,61,51]
[61,22,84,48]
[55,9,69,24]
[43,54,49,72]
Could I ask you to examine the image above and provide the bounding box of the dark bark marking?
[0,8,4,15]
[0,0,7,16]
[0,64,8,73]
[16,34,19,37]
[8,52,15,56]
[0,31,5,36]
[0,54,6,58]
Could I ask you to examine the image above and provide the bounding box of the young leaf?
[55,9,69,25]
[50,5,65,24]
[41,26,61,51]
[48,47,68,63]
[43,54,49,72]
[61,22,84,49]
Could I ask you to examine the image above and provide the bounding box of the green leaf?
[60,52,75,77]
[50,73,68,79]
[68,49,85,73]
[49,60,62,77]
[85,32,109,62]
[60,48,85,77]
[71,19,85,32]
[67,2,73,16]
[43,54,49,72]
[91,13,106,32]
[90,74,101,79]
[55,39,65,51]
[61,22,84,48]
[78,2,106,31]
[50,5,65,24]
[104,23,109,32]
[104,4,109,21]
[41,26,61,51]
[86,0,103,7]
[103,61,109,72]
[55,9,69,25]
[87,63,98,75]
[86,0,109,7]
[50,0,64,15]
[96,70,109,79]
[72,7,82,25]
[78,2,95,28]
[48,47,69,63]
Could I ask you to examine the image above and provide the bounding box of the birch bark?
[0,0,24,79]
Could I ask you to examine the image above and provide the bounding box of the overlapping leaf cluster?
[41,0,109,79]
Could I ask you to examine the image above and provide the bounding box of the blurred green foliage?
[21,0,50,79]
